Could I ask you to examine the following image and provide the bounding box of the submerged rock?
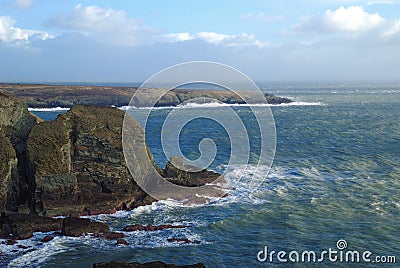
[167,238,193,244]
[123,224,190,232]
[93,261,206,268]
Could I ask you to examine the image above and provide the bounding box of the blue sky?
[1,0,400,82]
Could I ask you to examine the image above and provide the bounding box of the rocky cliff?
[0,134,18,211]
[1,91,223,216]
[0,92,38,212]
[27,105,156,216]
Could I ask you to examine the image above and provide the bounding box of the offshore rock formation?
[0,92,39,212]
[164,157,221,187]
[27,105,155,216]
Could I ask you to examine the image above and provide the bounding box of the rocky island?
[0,83,291,108]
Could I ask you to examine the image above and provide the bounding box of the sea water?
[2,83,399,267]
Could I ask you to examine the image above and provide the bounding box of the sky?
[1,0,400,82]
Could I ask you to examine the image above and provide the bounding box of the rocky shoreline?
[0,90,225,266]
[0,83,291,108]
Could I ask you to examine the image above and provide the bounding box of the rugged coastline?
[0,83,291,108]
[0,90,222,266]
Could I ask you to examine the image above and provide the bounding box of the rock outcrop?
[0,212,62,239]
[0,91,39,212]
[27,105,155,216]
[61,217,110,237]
[164,157,221,187]
[0,212,115,240]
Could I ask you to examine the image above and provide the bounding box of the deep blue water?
[2,83,399,267]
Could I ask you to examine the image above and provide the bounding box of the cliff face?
[0,92,38,211]
[27,105,155,216]
[0,134,18,210]
[1,92,223,216]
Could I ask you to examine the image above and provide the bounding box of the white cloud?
[196,32,269,47]
[163,31,270,48]
[294,6,384,33]
[163,32,194,42]
[241,12,284,22]
[0,16,51,45]
[46,4,270,48]
[47,4,157,46]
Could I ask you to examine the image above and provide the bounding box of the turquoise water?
[2,84,399,267]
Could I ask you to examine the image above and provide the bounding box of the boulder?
[116,239,129,245]
[61,217,110,237]
[93,261,206,268]
[41,235,54,243]
[0,212,62,240]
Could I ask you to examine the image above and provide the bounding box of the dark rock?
[0,134,18,212]
[61,217,110,237]
[116,239,129,245]
[6,239,16,245]
[123,224,190,232]
[41,235,54,243]
[164,157,222,187]
[0,212,62,240]
[17,244,29,249]
[93,261,206,268]
[167,238,193,244]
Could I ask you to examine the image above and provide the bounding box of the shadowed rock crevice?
[0,92,39,212]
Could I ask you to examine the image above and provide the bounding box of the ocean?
[2,83,399,267]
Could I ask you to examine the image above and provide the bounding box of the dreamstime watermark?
[122,61,276,203]
[257,239,397,264]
